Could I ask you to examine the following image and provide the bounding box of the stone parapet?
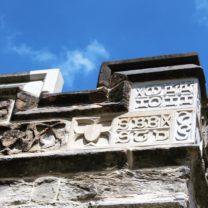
[0,52,207,207]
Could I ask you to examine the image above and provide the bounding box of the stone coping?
[39,89,108,107]
[97,52,207,105]
[98,52,200,87]
[13,103,127,121]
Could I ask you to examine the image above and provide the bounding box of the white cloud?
[9,43,56,62]
[0,12,109,88]
[7,40,109,87]
[59,40,109,85]
[194,0,208,26]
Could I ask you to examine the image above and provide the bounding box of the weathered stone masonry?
[0,53,208,207]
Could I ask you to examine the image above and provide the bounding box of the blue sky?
[0,0,208,91]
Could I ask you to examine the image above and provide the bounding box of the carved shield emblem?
[84,124,102,142]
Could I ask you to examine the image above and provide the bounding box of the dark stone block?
[0,150,127,178]
[39,89,108,107]
[15,91,39,111]
[130,146,196,168]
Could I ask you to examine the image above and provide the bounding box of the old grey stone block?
[31,177,59,203]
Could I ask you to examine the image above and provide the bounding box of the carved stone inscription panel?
[129,79,200,112]
[0,111,199,154]
[112,110,197,147]
[69,110,198,150]
[113,114,171,145]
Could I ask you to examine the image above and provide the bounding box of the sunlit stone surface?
[0,53,207,207]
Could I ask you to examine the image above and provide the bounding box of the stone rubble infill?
[0,168,189,208]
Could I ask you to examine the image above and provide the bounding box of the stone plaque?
[69,110,199,150]
[112,112,172,146]
[129,79,200,113]
[111,110,198,147]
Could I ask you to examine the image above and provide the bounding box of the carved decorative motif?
[175,111,192,141]
[0,121,68,155]
[70,117,111,148]
[129,79,199,112]
[113,114,172,145]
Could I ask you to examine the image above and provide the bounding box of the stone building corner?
[0,52,207,208]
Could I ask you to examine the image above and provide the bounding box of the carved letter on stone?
[153,130,169,141]
[175,111,192,141]
[133,130,148,142]
[117,131,131,143]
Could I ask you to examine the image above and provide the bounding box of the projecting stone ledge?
[0,145,200,177]
[0,52,208,207]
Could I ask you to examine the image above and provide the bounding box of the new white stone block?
[30,68,64,96]
[23,81,44,97]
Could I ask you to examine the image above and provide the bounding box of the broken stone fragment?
[0,100,10,108]
[40,133,56,148]
[0,121,68,155]
[0,109,8,118]
[1,129,25,147]
[15,91,39,112]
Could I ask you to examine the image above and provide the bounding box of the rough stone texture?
[108,80,131,109]
[15,91,39,111]
[0,99,14,123]
[0,120,69,155]
[96,53,206,103]
[38,89,108,107]
[0,167,190,208]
